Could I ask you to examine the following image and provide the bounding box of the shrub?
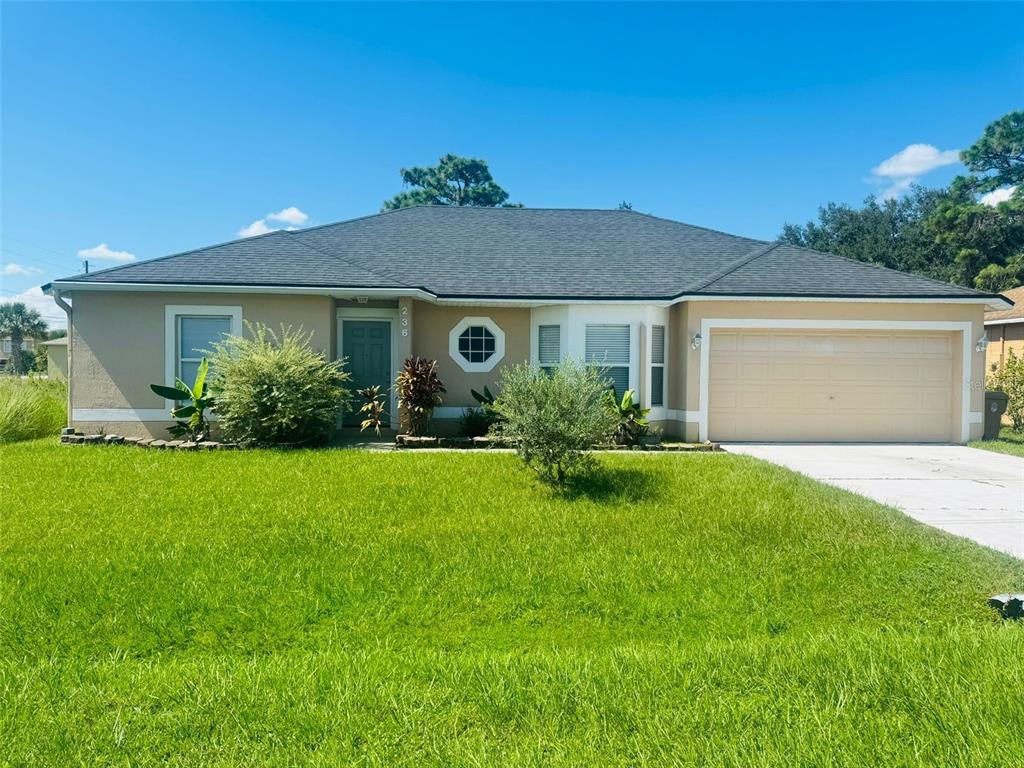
[492,358,619,485]
[604,388,650,445]
[209,323,352,446]
[0,377,66,443]
[395,357,445,436]
[988,347,1024,431]
[459,407,492,438]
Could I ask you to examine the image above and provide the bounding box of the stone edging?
[60,430,237,450]
[395,435,720,452]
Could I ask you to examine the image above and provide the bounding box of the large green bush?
[0,377,66,443]
[492,358,619,484]
[988,348,1024,431]
[210,323,352,446]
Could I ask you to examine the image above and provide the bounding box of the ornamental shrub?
[988,347,1024,431]
[0,377,66,443]
[209,323,352,446]
[395,356,445,436]
[492,358,619,485]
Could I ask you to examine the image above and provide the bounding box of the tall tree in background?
[382,154,520,210]
[779,187,956,282]
[780,111,1024,292]
[927,111,1024,291]
[0,302,48,375]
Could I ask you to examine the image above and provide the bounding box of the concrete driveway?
[724,444,1024,559]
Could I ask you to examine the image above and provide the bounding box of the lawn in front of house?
[970,426,1024,457]
[2,440,1023,766]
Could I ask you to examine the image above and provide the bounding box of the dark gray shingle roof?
[52,206,998,301]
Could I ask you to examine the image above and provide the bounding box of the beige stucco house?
[43,206,1010,443]
[40,337,68,380]
[984,285,1024,374]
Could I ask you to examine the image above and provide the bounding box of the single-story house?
[43,206,1010,443]
[40,337,68,380]
[0,336,37,371]
[983,284,1024,373]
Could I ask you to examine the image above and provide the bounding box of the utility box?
[984,391,1009,440]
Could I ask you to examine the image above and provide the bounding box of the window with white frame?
[177,315,231,384]
[585,324,630,395]
[650,324,665,406]
[538,325,560,373]
[448,316,506,373]
[165,305,242,396]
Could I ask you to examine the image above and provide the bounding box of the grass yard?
[2,440,1023,766]
[970,426,1024,458]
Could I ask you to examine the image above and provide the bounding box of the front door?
[342,320,391,426]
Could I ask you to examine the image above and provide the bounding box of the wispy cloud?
[871,143,960,201]
[238,206,311,238]
[77,243,136,263]
[2,263,43,276]
[981,186,1017,207]
[266,206,309,226]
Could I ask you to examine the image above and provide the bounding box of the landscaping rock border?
[395,434,720,452]
[60,429,237,450]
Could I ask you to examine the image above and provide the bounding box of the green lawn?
[970,426,1024,457]
[2,440,1023,766]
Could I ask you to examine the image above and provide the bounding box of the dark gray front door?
[342,320,391,426]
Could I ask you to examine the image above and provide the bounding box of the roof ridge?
[686,241,783,293]
[283,230,411,287]
[619,209,768,245]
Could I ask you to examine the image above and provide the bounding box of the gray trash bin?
[984,391,1009,440]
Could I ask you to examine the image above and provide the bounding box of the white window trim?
[163,305,242,410]
[337,307,401,425]
[448,316,506,373]
[696,318,976,443]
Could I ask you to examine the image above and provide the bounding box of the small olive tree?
[988,348,1024,431]
[492,358,619,485]
[209,323,352,446]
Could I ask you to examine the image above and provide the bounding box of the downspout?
[52,289,73,428]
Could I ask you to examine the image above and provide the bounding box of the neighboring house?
[983,285,1024,374]
[0,337,37,371]
[43,206,1009,443]
[40,337,68,380]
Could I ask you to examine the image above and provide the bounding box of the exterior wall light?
[691,332,702,350]
[976,334,990,353]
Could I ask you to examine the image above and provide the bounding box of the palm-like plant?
[150,357,216,441]
[0,302,48,375]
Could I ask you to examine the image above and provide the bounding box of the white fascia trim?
[74,408,171,422]
[448,316,506,373]
[697,319,975,444]
[164,304,243,410]
[47,281,435,300]
[984,318,1024,326]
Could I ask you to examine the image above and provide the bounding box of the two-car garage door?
[708,329,956,443]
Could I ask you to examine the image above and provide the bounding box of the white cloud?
[238,219,275,238]
[266,206,309,226]
[2,263,43,276]
[77,243,136,263]
[238,206,311,238]
[870,143,961,200]
[981,186,1017,207]
[4,286,66,329]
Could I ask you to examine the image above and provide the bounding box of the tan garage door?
[708,329,956,442]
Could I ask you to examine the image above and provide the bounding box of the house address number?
[401,305,409,337]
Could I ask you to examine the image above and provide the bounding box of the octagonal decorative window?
[448,316,506,373]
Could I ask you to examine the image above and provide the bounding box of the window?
[650,324,665,407]
[448,316,506,372]
[458,324,496,363]
[585,324,630,395]
[178,315,231,384]
[538,325,560,372]
[164,305,241,401]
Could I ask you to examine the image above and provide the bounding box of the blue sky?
[2,2,1021,326]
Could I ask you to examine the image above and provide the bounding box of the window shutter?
[585,325,630,364]
[651,325,665,365]
[538,325,560,366]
